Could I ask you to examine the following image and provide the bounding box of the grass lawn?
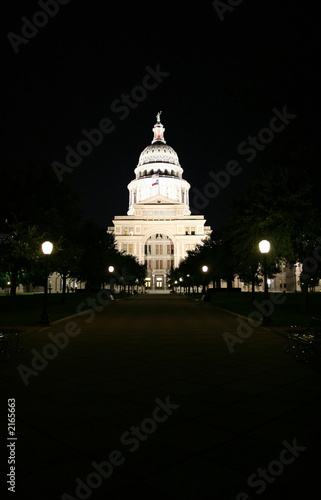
[0,291,121,327]
[197,291,321,327]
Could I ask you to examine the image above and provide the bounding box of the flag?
[152,173,159,186]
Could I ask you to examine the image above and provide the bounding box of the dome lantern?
[152,111,166,144]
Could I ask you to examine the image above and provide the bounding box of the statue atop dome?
[156,111,162,123]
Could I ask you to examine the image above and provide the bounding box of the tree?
[0,161,86,300]
[228,159,320,309]
[114,252,146,294]
[75,220,118,290]
[0,219,43,308]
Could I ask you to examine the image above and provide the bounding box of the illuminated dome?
[138,143,180,167]
[128,112,190,216]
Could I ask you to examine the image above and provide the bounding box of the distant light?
[179,278,183,282]
[42,241,53,255]
[259,240,270,254]
[202,265,208,273]
[108,266,114,273]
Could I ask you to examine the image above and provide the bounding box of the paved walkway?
[2,294,321,499]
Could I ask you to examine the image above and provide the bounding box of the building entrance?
[156,276,164,289]
[144,233,174,290]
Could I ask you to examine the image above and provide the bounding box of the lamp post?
[39,241,53,325]
[187,274,191,295]
[202,265,208,294]
[259,239,272,325]
[108,266,115,294]
[179,277,183,293]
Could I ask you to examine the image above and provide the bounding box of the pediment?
[135,194,182,206]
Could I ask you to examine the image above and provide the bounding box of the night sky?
[2,1,319,231]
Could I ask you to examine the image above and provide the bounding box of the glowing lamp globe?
[108,266,115,273]
[42,241,53,255]
[259,240,270,254]
[202,265,208,273]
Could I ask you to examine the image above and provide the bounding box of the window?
[123,228,128,235]
[185,227,189,235]
[167,245,170,255]
[123,244,127,253]
[129,227,134,235]
[156,260,159,269]
[160,260,163,269]
[171,245,174,255]
[167,260,171,270]
[128,244,133,254]
[160,246,163,255]
[191,227,195,235]
[156,245,159,255]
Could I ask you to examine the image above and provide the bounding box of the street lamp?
[202,265,208,294]
[108,266,115,294]
[259,239,272,324]
[174,280,178,293]
[39,241,53,324]
[187,274,191,295]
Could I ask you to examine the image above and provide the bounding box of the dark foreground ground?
[1,294,321,499]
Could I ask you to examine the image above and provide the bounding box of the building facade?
[108,113,211,290]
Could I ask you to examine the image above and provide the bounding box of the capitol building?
[108,112,212,291]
